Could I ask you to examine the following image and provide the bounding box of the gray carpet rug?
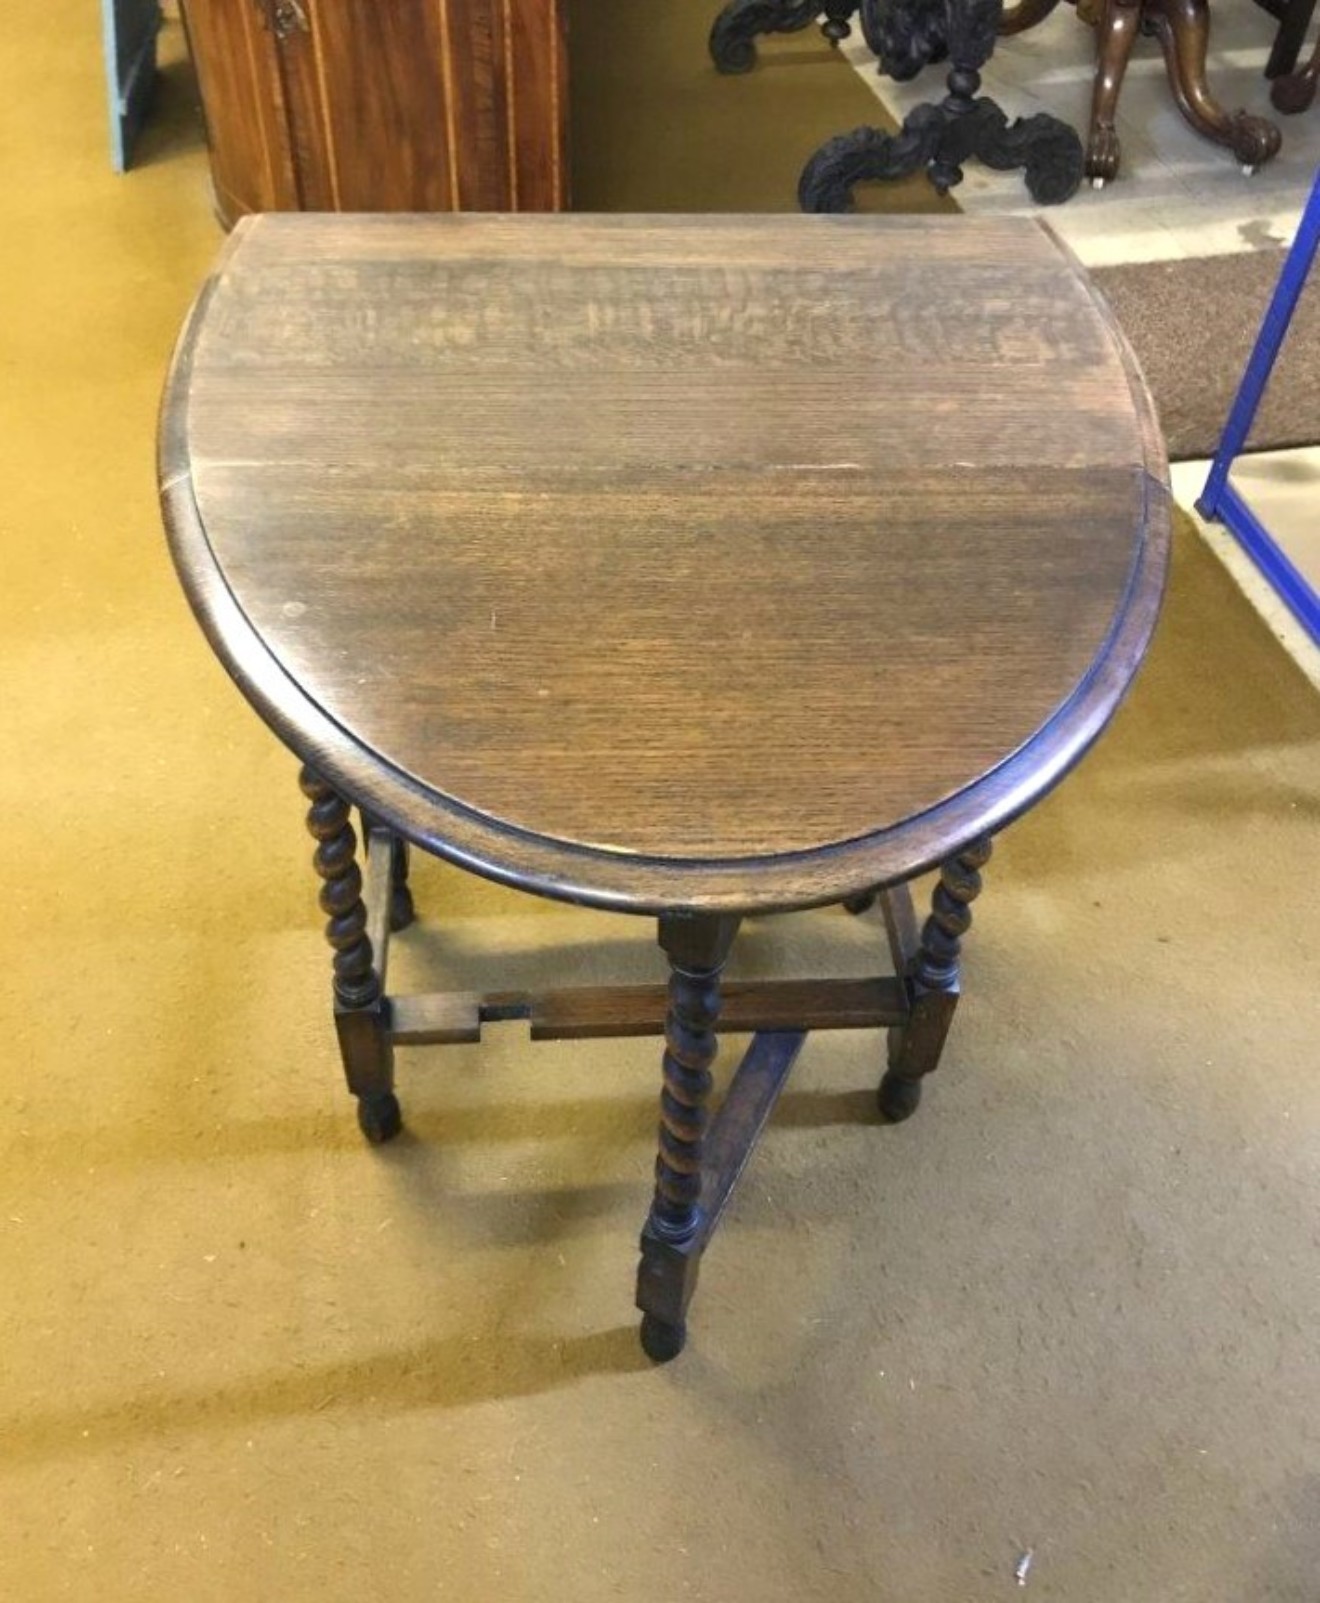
[1093,248,1320,462]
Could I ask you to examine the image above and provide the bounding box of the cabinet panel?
[508,0,569,210]
[442,0,514,210]
[182,0,299,221]
[291,2,456,211]
[180,0,567,225]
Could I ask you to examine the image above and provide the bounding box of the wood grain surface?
[180,0,568,224]
[180,0,300,222]
[160,213,1170,913]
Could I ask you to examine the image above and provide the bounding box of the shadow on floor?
[0,1324,652,1466]
[130,24,207,173]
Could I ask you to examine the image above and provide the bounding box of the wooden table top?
[160,213,1169,913]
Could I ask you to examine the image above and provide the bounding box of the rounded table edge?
[158,248,1173,917]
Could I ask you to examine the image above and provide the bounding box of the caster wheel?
[389,884,415,933]
[843,890,877,915]
[878,1071,922,1123]
[639,1314,687,1363]
[357,1092,403,1145]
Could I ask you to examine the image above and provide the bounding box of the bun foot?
[639,1314,687,1363]
[1270,71,1316,115]
[357,1091,403,1145]
[878,1070,923,1123]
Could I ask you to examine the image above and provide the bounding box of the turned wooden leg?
[302,767,399,1145]
[635,913,741,1361]
[1083,0,1141,183]
[879,837,992,1123]
[1146,0,1281,168]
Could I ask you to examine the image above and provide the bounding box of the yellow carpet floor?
[3,6,1320,1600]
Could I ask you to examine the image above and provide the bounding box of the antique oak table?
[160,214,1170,1361]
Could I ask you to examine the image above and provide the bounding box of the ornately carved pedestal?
[712,0,1280,190]
[713,0,1085,207]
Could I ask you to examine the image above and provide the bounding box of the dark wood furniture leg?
[1271,31,1320,110]
[798,0,1084,209]
[635,912,741,1361]
[302,767,400,1144]
[879,837,992,1122]
[1083,0,1142,183]
[1145,0,1282,169]
[821,0,861,40]
[1005,0,1281,179]
[1265,0,1319,79]
[362,810,416,933]
[710,0,859,73]
[388,835,415,932]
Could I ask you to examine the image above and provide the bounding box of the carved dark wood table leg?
[799,0,1084,208]
[1080,0,1142,183]
[1271,31,1320,112]
[1002,0,1281,182]
[635,914,740,1360]
[301,766,400,1144]
[880,838,992,1121]
[1144,0,1281,170]
[1266,0,1320,85]
[160,214,1171,1363]
[709,0,858,73]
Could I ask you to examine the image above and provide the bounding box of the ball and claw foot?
[640,1313,687,1362]
[389,883,415,933]
[878,1070,923,1123]
[1085,124,1121,184]
[1228,111,1282,169]
[357,1091,403,1145]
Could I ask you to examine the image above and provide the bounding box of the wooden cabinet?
[180,0,568,226]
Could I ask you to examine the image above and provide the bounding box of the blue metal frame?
[1196,169,1320,647]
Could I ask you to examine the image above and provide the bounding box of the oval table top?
[160,212,1169,914]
